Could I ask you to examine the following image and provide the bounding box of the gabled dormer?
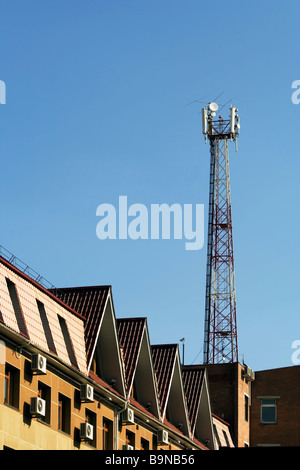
[151,344,190,437]
[117,317,160,419]
[182,365,215,449]
[52,285,126,397]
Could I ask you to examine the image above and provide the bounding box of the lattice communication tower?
[202,102,240,364]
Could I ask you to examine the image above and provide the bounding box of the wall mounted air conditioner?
[122,445,134,450]
[157,429,169,445]
[80,384,94,402]
[243,365,255,382]
[121,408,134,424]
[31,354,47,374]
[80,422,94,441]
[30,397,46,417]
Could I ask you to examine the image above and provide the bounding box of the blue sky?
[1,0,299,372]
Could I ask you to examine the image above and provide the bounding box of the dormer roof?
[51,285,126,397]
[151,344,191,437]
[182,365,215,449]
[117,317,160,418]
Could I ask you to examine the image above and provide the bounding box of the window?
[125,429,135,449]
[85,409,96,447]
[4,363,20,409]
[36,300,57,354]
[58,393,71,434]
[140,437,150,450]
[222,430,230,447]
[6,278,29,337]
[38,381,51,425]
[245,394,249,422]
[260,398,277,424]
[57,315,78,368]
[213,424,221,448]
[152,433,157,450]
[103,418,114,450]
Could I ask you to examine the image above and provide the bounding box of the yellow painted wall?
[0,341,185,450]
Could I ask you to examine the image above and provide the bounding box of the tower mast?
[202,102,240,364]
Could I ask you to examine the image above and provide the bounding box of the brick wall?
[204,362,252,447]
[250,366,300,447]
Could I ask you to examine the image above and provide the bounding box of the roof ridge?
[52,285,111,291]
[151,343,179,349]
[117,317,147,322]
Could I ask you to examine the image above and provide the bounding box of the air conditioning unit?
[30,397,46,417]
[157,429,169,445]
[243,365,255,382]
[80,422,94,441]
[80,384,94,402]
[121,408,134,424]
[123,445,134,450]
[31,354,47,374]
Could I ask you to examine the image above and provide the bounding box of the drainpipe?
[114,400,129,450]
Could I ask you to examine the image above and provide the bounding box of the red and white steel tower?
[202,102,240,364]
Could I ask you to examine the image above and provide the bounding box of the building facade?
[203,362,254,447]
[250,366,300,447]
[0,253,235,451]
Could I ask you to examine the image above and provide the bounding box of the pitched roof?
[212,414,235,448]
[182,365,215,449]
[51,285,127,397]
[117,317,146,392]
[117,317,161,418]
[49,285,110,365]
[151,344,177,414]
[0,258,88,374]
[0,256,85,321]
[151,344,191,437]
[182,366,205,432]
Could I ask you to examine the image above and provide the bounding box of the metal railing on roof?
[0,244,56,290]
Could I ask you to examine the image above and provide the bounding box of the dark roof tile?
[50,285,110,365]
[151,344,178,413]
[117,318,146,392]
[182,366,205,431]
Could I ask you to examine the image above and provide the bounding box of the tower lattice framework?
[202,103,240,364]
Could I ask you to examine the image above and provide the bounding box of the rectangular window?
[213,424,221,448]
[6,278,29,337]
[38,381,51,425]
[103,418,114,450]
[36,300,57,354]
[57,315,78,368]
[85,409,97,447]
[261,398,277,424]
[4,363,20,409]
[125,429,135,449]
[58,393,71,434]
[140,437,150,450]
[245,394,249,422]
[222,430,230,447]
[152,433,157,450]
